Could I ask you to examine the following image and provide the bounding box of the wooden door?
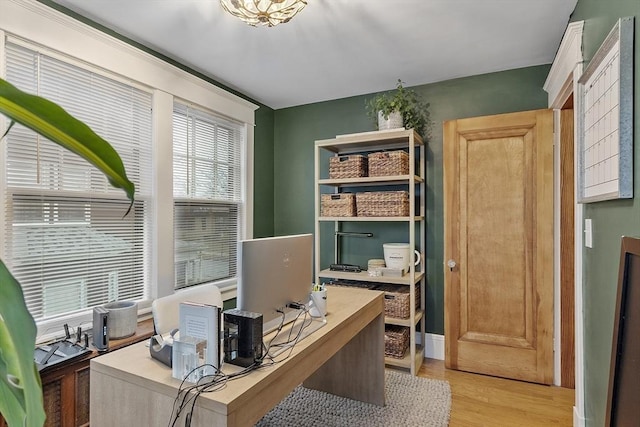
[443,109,554,384]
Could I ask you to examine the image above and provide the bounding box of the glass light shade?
[220,0,308,27]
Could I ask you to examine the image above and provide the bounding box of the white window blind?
[173,103,244,289]
[3,41,153,322]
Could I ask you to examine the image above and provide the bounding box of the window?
[2,3,255,338]
[3,41,153,323]
[173,103,244,289]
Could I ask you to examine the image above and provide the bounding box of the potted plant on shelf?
[0,77,135,427]
[365,79,431,138]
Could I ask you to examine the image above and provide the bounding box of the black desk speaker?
[92,307,109,351]
[223,309,262,367]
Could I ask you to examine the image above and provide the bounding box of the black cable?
[182,369,226,421]
[184,363,262,423]
[169,364,225,426]
[265,305,313,362]
[273,305,311,347]
[169,304,318,426]
[170,361,263,426]
[260,309,287,358]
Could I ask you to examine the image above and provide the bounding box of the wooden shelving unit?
[314,128,426,375]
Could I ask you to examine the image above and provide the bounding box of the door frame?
[543,20,585,426]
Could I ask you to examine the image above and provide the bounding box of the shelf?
[385,309,424,327]
[315,128,426,376]
[318,175,423,187]
[317,129,423,154]
[385,345,424,370]
[319,216,424,222]
[321,269,424,285]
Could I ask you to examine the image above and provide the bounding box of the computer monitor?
[237,233,313,334]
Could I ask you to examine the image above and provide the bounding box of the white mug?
[383,243,421,272]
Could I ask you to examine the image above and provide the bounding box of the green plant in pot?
[0,77,135,427]
[366,79,431,138]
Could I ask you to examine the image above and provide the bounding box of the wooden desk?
[90,286,385,427]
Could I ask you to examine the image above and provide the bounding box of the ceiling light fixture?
[220,0,308,27]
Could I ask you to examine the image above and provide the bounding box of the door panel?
[444,109,554,384]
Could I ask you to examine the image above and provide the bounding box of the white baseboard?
[424,333,445,360]
[573,406,585,427]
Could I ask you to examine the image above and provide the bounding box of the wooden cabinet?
[41,356,92,427]
[314,128,426,375]
[0,352,92,427]
[0,319,153,427]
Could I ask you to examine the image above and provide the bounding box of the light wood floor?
[418,358,574,426]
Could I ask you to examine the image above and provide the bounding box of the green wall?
[253,106,276,238]
[570,1,640,425]
[273,65,551,334]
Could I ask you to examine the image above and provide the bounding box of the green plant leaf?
[0,260,45,427]
[0,77,138,426]
[0,78,135,212]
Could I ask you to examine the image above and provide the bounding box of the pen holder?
[309,289,327,318]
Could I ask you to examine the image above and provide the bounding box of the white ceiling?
[51,0,577,109]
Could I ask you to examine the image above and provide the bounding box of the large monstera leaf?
[0,77,136,426]
[0,262,44,427]
[0,78,135,208]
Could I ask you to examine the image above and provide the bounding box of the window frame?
[172,98,246,290]
[0,1,256,340]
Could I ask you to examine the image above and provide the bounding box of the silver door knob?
[447,259,457,271]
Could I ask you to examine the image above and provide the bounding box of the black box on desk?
[92,307,109,351]
[223,309,263,367]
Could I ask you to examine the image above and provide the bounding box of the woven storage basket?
[321,193,356,217]
[385,325,410,358]
[376,284,420,319]
[368,150,409,177]
[355,191,409,217]
[329,155,367,179]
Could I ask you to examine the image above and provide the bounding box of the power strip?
[329,263,362,273]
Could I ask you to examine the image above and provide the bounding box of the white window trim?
[0,0,256,125]
[0,0,257,338]
[543,20,585,426]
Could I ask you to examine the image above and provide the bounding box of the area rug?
[256,370,451,426]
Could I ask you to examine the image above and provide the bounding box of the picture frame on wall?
[577,17,634,203]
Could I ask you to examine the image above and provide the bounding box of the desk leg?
[303,313,385,406]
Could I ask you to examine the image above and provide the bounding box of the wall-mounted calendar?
[578,17,634,203]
